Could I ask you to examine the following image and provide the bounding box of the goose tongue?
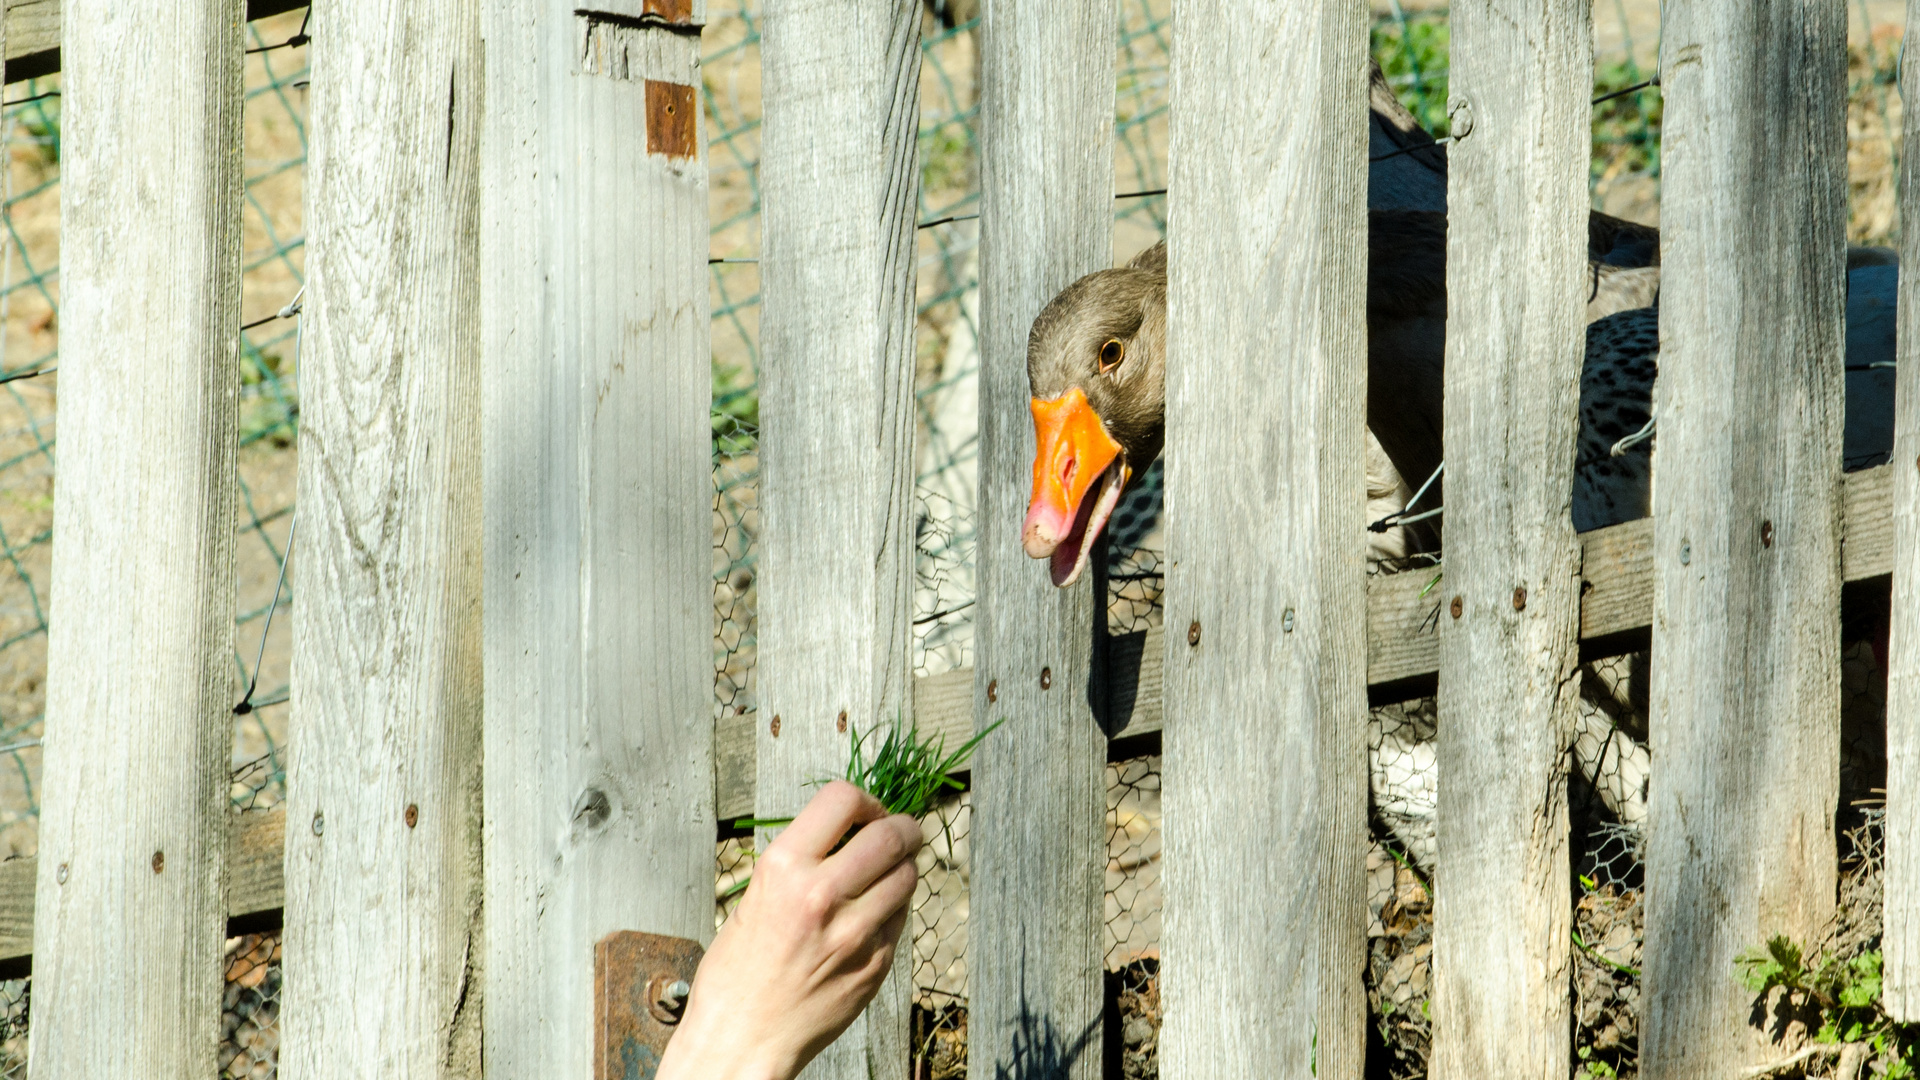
[1022,387,1127,587]
[1048,458,1128,587]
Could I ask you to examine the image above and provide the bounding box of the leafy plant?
[1370,16,1450,135]
[1734,936,1920,1077]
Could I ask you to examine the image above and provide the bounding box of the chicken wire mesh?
[222,933,284,1080]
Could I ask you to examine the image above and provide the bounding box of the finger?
[775,780,888,861]
[819,813,920,900]
[837,838,919,932]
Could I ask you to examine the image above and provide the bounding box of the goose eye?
[1097,339,1125,374]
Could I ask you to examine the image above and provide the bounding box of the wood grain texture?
[969,2,1113,1076]
[4,0,51,66]
[1644,6,1848,1070]
[1885,0,1920,1018]
[27,1,240,1075]
[1,0,309,81]
[481,7,715,1077]
[1161,4,1369,1077]
[755,1,921,1074]
[0,809,308,967]
[1428,6,1588,1079]
[279,2,484,1077]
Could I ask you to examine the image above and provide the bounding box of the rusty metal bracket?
[595,930,706,1080]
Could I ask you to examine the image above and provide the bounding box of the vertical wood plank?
[27,1,239,1076]
[481,4,715,1076]
[1882,0,1920,1022]
[279,2,485,1077]
[1644,5,1848,1070]
[1428,5,1589,1079]
[1160,4,1369,1078]
[969,2,1113,1076]
[755,0,921,1073]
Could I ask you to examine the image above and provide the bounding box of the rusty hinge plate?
[595,930,706,1080]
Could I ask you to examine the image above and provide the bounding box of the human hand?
[655,780,922,1080]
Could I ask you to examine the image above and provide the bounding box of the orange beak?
[1022,388,1128,586]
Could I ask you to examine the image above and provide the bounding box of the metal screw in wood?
[1761,520,1774,548]
[770,715,781,737]
[1450,596,1464,620]
[151,851,164,874]
[1512,586,1527,611]
[405,804,419,829]
[1188,620,1201,646]
[987,679,997,703]
[1040,667,1052,690]
[836,710,847,733]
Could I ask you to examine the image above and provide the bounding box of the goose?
[1020,67,1899,864]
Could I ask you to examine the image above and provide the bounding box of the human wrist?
[656,1001,800,1080]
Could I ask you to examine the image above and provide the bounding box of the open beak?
[1022,387,1130,587]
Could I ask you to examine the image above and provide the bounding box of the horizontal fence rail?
[0,465,1890,973]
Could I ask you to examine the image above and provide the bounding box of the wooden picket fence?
[6,1,1920,1078]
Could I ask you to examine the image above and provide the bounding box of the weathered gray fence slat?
[1429,5,1589,1079]
[27,2,239,1076]
[480,3,715,1075]
[1161,4,1369,1077]
[969,2,1115,1077]
[1885,0,1920,1021]
[755,0,922,1073]
[1644,6,1848,1070]
[279,2,484,1076]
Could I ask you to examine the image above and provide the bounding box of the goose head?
[1021,246,1168,587]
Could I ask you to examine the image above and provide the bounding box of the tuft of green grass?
[724,717,1004,900]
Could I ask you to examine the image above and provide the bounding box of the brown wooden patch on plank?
[645,80,696,159]
[643,0,695,23]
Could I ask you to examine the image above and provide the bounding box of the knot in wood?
[573,787,612,831]
[1449,596,1463,620]
[1511,586,1527,611]
[1187,620,1201,647]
